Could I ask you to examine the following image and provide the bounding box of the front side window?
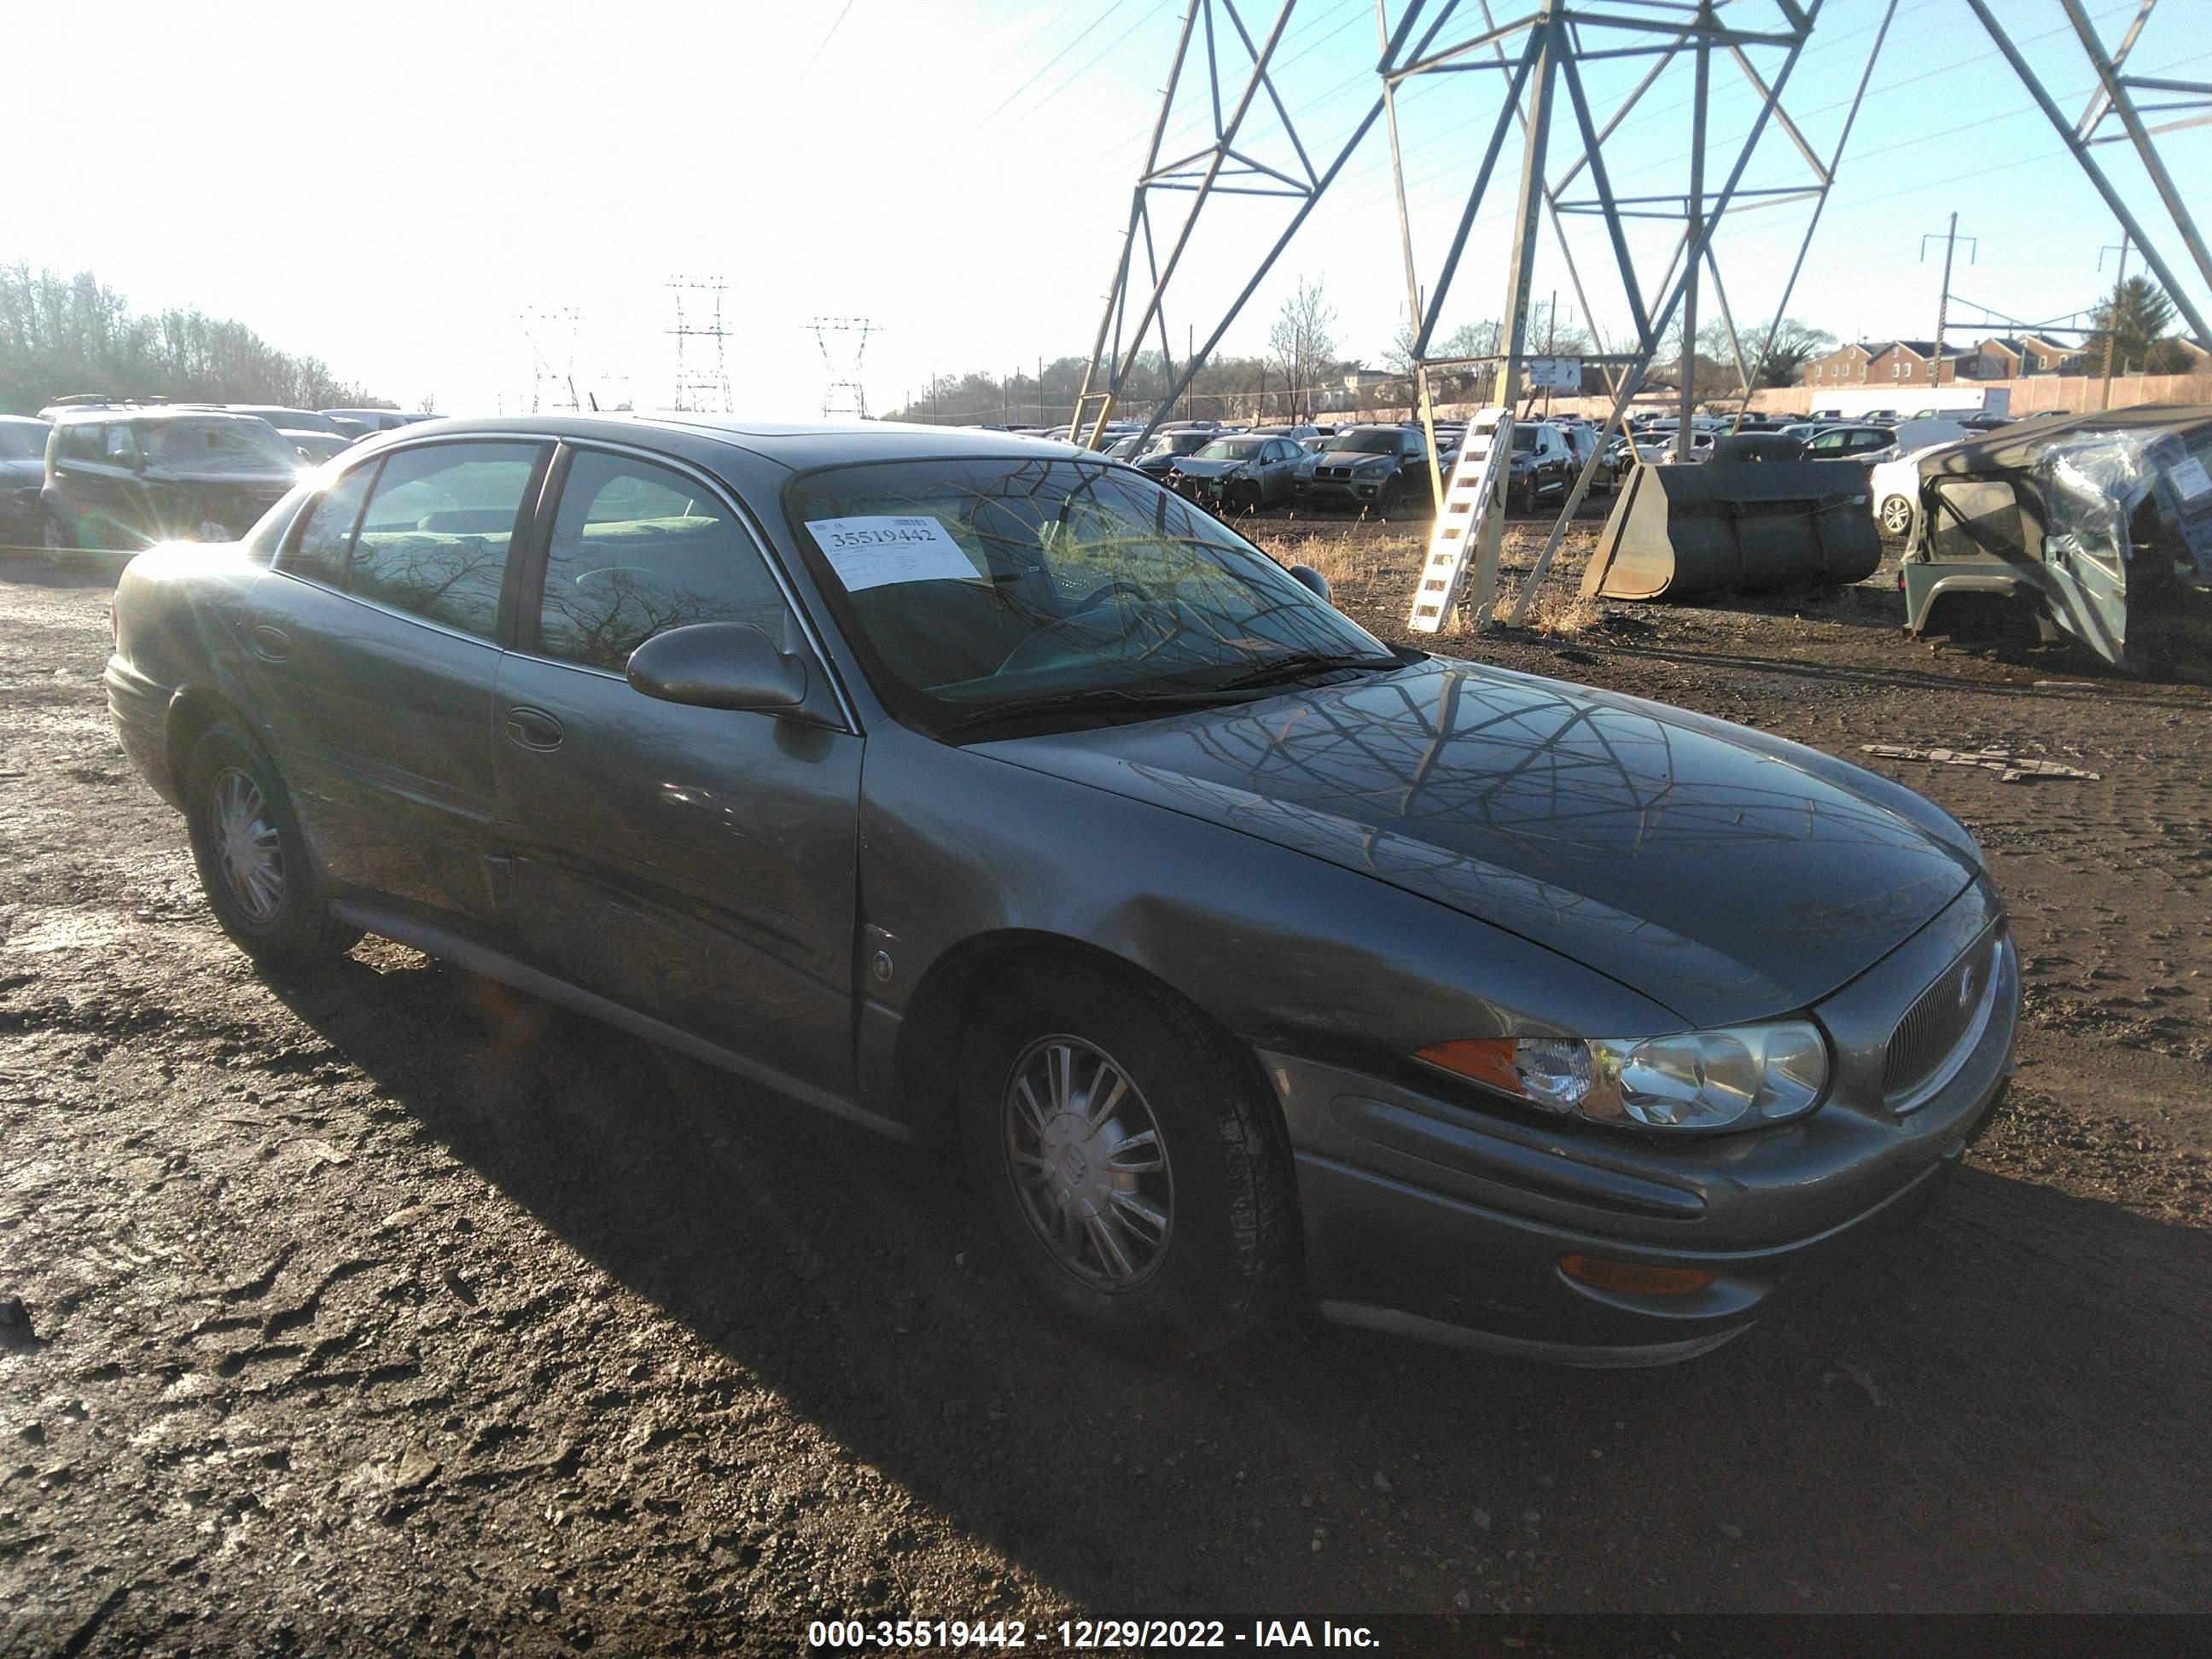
[787,457,1392,736]
[282,464,377,586]
[533,451,789,672]
[349,441,545,639]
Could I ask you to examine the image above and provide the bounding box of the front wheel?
[958,964,1295,1357]
[183,721,361,966]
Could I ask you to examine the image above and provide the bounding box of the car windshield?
[0,424,45,460]
[1512,431,1539,452]
[142,418,300,470]
[788,457,1393,735]
[1146,432,1212,457]
[1326,431,1400,455]
[1196,438,1264,461]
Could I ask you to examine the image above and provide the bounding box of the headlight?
[1417,1021,1830,1132]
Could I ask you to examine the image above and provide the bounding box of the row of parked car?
[1,399,435,550]
[1094,414,1611,518]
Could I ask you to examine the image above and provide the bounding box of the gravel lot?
[2,538,2209,1653]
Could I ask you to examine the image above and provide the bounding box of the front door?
[493,445,862,1098]
[247,439,550,927]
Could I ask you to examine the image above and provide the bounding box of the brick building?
[1803,338,1988,387]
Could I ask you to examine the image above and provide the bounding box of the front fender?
[853,721,1678,1126]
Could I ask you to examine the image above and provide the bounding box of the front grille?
[1882,928,2003,1110]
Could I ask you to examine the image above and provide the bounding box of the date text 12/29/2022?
[803,1619,1381,1650]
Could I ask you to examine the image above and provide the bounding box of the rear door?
[492,443,862,1097]
[249,438,550,928]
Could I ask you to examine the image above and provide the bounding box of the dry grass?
[1516,585,1604,638]
[1265,521,1426,589]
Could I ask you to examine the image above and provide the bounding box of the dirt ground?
[2,527,2209,1654]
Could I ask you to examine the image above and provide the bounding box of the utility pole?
[1185,324,1194,422]
[2098,231,2130,409]
[1037,356,1045,427]
[1919,215,1976,387]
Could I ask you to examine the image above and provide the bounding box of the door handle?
[247,624,291,664]
[504,705,565,751]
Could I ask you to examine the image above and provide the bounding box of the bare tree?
[1267,276,1336,422]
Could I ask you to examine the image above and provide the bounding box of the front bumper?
[1264,884,2019,1365]
[1294,470,1396,505]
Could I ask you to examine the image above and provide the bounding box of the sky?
[10,0,2208,420]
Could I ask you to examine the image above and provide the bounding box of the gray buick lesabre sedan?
[105,416,2017,1365]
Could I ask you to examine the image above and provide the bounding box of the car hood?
[1161,457,1249,479]
[0,457,41,488]
[979,658,1982,1026]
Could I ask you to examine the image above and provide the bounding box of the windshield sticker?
[805,515,981,591]
[2169,455,2211,502]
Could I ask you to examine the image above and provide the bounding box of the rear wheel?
[183,721,360,966]
[40,508,73,551]
[1880,494,1915,537]
[958,963,1294,1357]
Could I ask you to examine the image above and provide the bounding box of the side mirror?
[626,622,807,712]
[1287,563,1331,603]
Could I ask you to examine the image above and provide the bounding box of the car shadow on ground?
[266,950,2212,1615]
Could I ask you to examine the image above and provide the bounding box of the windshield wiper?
[942,684,1262,735]
[1214,650,1400,691]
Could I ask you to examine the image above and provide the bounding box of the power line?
[803,0,860,73]
[976,0,1146,128]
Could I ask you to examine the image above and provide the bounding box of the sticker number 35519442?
[805,515,981,591]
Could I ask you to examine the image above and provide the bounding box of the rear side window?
[532,450,789,672]
[282,466,376,586]
[350,442,545,639]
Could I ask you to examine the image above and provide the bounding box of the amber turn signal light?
[1414,1038,1522,1094]
[1558,1254,1714,1297]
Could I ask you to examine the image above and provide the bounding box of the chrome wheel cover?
[1004,1035,1173,1291]
[211,767,284,924]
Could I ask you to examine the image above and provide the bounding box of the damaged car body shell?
[1901,405,2212,672]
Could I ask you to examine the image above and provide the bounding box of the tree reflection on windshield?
[789,457,1393,731]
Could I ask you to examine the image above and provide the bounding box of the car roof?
[49,405,274,426]
[370,413,1100,474]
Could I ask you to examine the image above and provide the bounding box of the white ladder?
[1407,406,1512,633]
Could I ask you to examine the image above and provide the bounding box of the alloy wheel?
[1003,1035,1173,1291]
[1881,496,1914,536]
[211,768,285,924]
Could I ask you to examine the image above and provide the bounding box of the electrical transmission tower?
[1963,0,2212,350]
[517,306,583,414]
[811,317,875,420]
[667,276,733,412]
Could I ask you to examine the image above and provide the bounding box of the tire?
[183,720,361,966]
[958,962,1294,1358]
[1880,494,1915,537]
[41,508,74,552]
